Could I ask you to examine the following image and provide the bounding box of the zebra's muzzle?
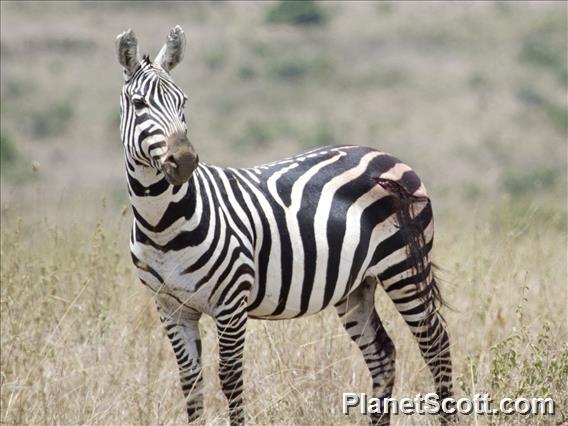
[162,133,199,185]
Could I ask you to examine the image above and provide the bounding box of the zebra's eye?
[132,97,147,110]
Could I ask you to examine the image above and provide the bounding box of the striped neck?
[127,162,201,235]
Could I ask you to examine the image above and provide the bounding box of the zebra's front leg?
[156,302,204,423]
[215,298,248,425]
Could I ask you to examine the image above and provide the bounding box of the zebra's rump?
[238,145,434,319]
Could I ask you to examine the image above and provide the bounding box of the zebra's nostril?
[164,155,178,169]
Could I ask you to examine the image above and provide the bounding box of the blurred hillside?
[1,1,566,218]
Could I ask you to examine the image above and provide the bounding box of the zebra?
[115,26,454,425]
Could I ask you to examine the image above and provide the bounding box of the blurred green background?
[1,1,566,222]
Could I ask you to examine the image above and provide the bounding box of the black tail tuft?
[377,178,446,313]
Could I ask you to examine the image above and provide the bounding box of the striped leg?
[393,292,453,424]
[389,291,454,424]
[380,198,454,423]
[215,300,248,425]
[156,303,204,423]
[336,277,396,426]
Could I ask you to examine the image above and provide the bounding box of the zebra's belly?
[246,278,354,320]
[246,200,398,320]
[246,251,373,320]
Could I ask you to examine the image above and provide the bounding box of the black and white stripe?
[116,27,454,426]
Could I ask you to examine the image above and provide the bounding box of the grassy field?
[1,201,566,425]
[1,1,567,425]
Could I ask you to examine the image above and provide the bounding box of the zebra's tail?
[376,177,446,313]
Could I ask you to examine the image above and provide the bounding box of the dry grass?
[1,199,566,425]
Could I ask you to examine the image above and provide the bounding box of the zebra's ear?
[155,25,186,73]
[116,29,141,76]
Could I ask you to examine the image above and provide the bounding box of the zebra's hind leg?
[156,301,204,423]
[336,277,396,426]
[385,283,454,424]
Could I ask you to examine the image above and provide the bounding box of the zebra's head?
[115,26,198,186]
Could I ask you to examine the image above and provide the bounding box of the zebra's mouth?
[161,132,199,186]
[162,154,199,186]
[163,167,186,186]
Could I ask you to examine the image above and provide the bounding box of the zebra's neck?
[127,163,203,240]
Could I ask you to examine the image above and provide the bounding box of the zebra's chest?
[130,241,213,314]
